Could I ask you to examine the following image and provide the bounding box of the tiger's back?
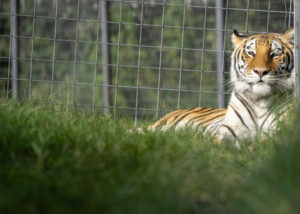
[149,107,226,133]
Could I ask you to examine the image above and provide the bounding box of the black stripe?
[259,110,273,132]
[285,46,294,71]
[171,108,197,122]
[286,52,294,72]
[221,124,238,140]
[235,92,256,115]
[229,104,250,129]
[201,113,226,125]
[234,92,258,129]
[233,49,242,78]
[233,51,238,70]
[194,112,226,130]
[173,107,210,126]
[286,52,291,72]
[235,50,241,77]
[240,51,246,63]
[185,108,219,125]
[284,44,293,56]
[290,59,294,71]
[205,120,222,133]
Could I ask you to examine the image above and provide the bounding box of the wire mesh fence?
[0,0,295,124]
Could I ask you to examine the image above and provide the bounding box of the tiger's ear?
[282,28,294,45]
[231,29,248,48]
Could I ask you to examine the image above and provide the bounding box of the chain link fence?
[0,0,296,124]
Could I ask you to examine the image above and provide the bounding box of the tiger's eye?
[246,51,255,57]
[271,48,282,58]
[270,52,281,58]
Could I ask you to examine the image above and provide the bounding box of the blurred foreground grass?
[0,101,299,214]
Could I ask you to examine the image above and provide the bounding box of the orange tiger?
[148,28,295,143]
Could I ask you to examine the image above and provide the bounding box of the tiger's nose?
[253,69,270,77]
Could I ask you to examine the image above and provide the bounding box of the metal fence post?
[216,0,225,108]
[11,0,18,100]
[101,0,110,115]
[295,0,300,109]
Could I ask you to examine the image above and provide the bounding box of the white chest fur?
[217,91,288,141]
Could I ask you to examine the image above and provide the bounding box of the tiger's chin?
[234,81,272,101]
[251,82,272,98]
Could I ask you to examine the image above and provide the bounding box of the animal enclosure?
[0,0,297,124]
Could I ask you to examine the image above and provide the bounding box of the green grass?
[0,101,300,214]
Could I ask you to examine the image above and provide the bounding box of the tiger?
[148,28,295,143]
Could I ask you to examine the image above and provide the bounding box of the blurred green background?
[0,0,294,120]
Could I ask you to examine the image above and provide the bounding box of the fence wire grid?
[0,0,296,124]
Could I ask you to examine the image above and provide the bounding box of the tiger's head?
[230,28,294,101]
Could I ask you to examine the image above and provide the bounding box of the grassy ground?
[0,101,300,214]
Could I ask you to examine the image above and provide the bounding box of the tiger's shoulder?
[148,107,226,132]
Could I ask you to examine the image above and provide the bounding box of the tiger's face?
[230,29,294,100]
